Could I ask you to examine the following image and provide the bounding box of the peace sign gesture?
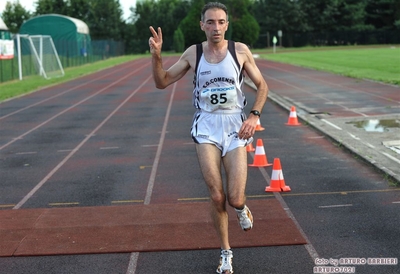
[149,26,163,54]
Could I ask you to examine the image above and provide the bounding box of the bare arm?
[149,26,191,89]
[236,43,269,138]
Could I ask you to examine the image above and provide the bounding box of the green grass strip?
[259,46,400,85]
[0,55,145,102]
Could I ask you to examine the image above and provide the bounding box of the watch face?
[251,110,260,116]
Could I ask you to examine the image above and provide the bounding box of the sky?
[0,0,137,20]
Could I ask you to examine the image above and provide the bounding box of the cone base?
[282,186,291,192]
[249,163,273,167]
[265,186,282,192]
[285,122,301,126]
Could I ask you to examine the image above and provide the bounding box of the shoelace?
[221,251,233,269]
[238,210,248,221]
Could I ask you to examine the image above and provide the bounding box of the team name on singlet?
[202,76,235,88]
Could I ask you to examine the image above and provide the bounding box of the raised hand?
[149,26,163,54]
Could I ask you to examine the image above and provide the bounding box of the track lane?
[0,60,147,120]
[0,62,150,150]
[1,60,155,207]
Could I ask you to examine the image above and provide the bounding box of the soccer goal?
[16,34,64,80]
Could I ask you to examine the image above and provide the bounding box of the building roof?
[25,14,89,34]
[0,18,9,30]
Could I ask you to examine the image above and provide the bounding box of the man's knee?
[227,194,245,209]
[210,190,226,207]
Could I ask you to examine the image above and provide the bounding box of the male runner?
[149,2,268,273]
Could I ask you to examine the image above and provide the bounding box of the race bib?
[200,85,237,111]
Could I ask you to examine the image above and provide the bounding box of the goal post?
[16,34,65,80]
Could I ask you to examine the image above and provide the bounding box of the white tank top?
[193,41,246,112]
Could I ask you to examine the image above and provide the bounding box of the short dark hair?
[201,2,228,22]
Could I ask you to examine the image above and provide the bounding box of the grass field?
[0,45,398,102]
[0,55,144,102]
[257,45,400,85]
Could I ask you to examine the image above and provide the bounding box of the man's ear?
[200,21,204,31]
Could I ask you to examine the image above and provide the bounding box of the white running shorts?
[191,109,253,157]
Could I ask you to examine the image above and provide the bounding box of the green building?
[19,14,91,57]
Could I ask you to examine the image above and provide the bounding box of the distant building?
[0,17,14,59]
[19,14,91,57]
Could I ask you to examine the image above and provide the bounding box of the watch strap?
[250,110,261,117]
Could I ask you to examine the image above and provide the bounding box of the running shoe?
[216,249,233,274]
[235,205,253,231]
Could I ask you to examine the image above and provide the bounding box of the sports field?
[259,46,400,86]
[0,45,398,102]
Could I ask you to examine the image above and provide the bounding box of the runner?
[149,2,268,273]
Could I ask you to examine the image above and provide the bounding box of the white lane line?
[321,119,342,130]
[0,63,149,151]
[48,202,79,206]
[348,132,360,140]
[0,61,139,120]
[0,204,15,208]
[111,200,143,204]
[13,75,152,209]
[100,146,119,150]
[16,151,37,155]
[57,149,74,153]
[363,142,375,149]
[126,252,139,274]
[319,204,353,208]
[128,60,176,274]
[143,82,176,205]
[381,152,400,165]
[393,201,400,204]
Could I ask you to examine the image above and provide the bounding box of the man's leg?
[195,143,230,250]
[223,146,253,231]
[223,146,248,209]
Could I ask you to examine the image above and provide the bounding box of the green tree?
[35,0,67,15]
[252,0,318,47]
[231,12,259,46]
[218,0,261,46]
[178,0,205,47]
[173,27,185,52]
[134,0,159,48]
[1,1,31,33]
[334,0,371,31]
[87,0,124,40]
[135,0,190,51]
[65,0,91,21]
[366,0,400,30]
[298,0,338,32]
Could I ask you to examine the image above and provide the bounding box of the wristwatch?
[250,110,261,117]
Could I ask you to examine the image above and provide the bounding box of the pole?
[17,34,22,80]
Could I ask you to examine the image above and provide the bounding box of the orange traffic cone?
[285,106,301,126]
[255,118,265,131]
[248,139,272,167]
[246,141,255,152]
[265,158,291,192]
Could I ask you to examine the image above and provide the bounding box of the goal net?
[17,34,64,79]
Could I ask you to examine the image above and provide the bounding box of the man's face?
[200,8,229,43]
